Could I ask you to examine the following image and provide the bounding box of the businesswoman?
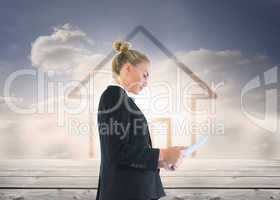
[96,41,185,200]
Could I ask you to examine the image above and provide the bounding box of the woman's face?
[123,61,150,94]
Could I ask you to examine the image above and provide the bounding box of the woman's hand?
[159,146,187,170]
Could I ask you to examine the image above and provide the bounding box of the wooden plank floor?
[0,159,280,200]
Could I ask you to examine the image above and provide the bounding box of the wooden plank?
[0,189,96,200]
[164,189,280,200]
[2,159,280,169]
[1,159,280,177]
[0,189,280,200]
[0,159,279,189]
[0,159,279,199]
[1,168,280,177]
[2,159,280,168]
[1,176,280,189]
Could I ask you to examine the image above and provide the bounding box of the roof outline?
[69,25,217,99]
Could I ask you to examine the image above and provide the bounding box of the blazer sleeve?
[99,89,160,172]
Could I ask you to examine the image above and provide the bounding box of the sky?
[0,0,279,159]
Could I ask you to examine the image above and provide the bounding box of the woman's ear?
[123,63,132,73]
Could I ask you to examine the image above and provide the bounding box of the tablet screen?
[183,136,209,158]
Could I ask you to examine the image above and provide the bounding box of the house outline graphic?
[69,25,218,158]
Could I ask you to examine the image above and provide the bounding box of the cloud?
[175,48,269,73]
[0,96,91,159]
[3,33,279,159]
[196,99,280,159]
[143,49,280,158]
[149,49,253,102]
[0,96,23,104]
[150,48,270,91]
[30,23,103,79]
[0,119,13,129]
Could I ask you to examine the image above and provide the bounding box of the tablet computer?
[183,135,209,158]
[169,136,209,170]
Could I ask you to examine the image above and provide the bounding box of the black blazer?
[96,85,166,200]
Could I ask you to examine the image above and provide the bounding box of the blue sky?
[1,0,280,65]
[0,0,279,97]
[0,0,280,159]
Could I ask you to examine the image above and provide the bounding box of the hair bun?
[113,40,131,53]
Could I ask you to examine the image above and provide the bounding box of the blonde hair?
[112,40,149,78]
